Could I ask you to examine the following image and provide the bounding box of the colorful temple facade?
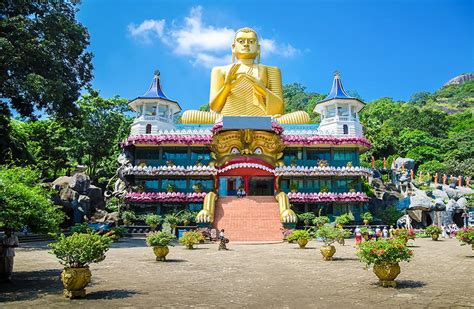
[120,28,372,241]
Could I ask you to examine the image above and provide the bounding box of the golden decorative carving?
[210,129,284,167]
[61,267,92,298]
[275,192,297,223]
[320,245,336,261]
[373,263,401,287]
[196,191,217,223]
[153,246,170,261]
[181,28,309,124]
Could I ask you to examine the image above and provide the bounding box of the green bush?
[379,205,401,226]
[49,233,112,268]
[287,229,312,242]
[179,230,204,248]
[297,212,316,225]
[105,197,122,213]
[146,231,176,247]
[314,225,346,246]
[312,216,330,226]
[70,223,92,234]
[425,225,442,235]
[144,214,162,226]
[179,210,197,225]
[456,227,474,245]
[362,212,373,223]
[164,213,180,228]
[334,213,354,226]
[121,211,136,222]
[357,238,414,266]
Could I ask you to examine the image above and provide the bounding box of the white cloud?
[127,6,300,68]
[128,19,165,44]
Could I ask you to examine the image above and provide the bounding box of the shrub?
[146,231,176,247]
[456,227,474,245]
[164,213,180,228]
[70,223,92,234]
[105,196,122,213]
[313,216,330,227]
[425,225,442,236]
[334,213,354,226]
[179,210,197,225]
[379,205,402,226]
[297,212,316,225]
[144,214,162,226]
[287,229,312,242]
[49,233,112,268]
[314,225,346,246]
[362,212,373,223]
[121,211,136,223]
[357,238,414,266]
[393,228,416,241]
[179,230,204,248]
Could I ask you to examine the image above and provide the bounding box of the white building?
[128,71,181,135]
[313,72,365,136]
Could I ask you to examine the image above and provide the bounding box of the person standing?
[1,228,19,283]
[218,229,229,250]
[375,226,382,240]
[382,226,389,238]
[354,226,362,246]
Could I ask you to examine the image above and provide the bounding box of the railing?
[282,159,358,167]
[135,159,211,167]
[140,115,173,122]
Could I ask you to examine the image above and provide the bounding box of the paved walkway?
[0,237,473,308]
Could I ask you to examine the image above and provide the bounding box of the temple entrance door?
[248,177,274,196]
[218,176,244,197]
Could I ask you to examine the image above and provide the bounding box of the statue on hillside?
[181,28,310,124]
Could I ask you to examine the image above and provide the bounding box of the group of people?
[236,187,246,198]
[441,224,459,238]
[354,225,393,245]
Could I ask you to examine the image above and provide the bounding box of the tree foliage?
[0,0,93,119]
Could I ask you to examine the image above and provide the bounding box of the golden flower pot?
[363,220,369,225]
[150,224,158,231]
[320,245,336,261]
[373,263,401,287]
[297,238,308,249]
[153,246,169,261]
[61,267,92,298]
[431,233,439,241]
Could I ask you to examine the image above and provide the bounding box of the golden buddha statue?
[181,28,310,124]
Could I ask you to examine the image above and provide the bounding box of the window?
[307,149,331,161]
[144,105,157,116]
[190,148,211,161]
[283,148,303,162]
[326,106,336,117]
[343,124,349,135]
[190,179,213,191]
[161,179,187,191]
[162,147,188,160]
[146,124,152,134]
[158,105,169,118]
[337,105,349,116]
[145,180,159,192]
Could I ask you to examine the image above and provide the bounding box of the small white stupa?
[128,70,181,135]
[313,72,365,136]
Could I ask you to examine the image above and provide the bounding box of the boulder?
[446,199,458,211]
[69,173,91,194]
[432,189,448,200]
[88,185,104,210]
[409,189,432,210]
[444,187,456,199]
[457,197,468,209]
[59,186,79,202]
[52,176,72,189]
[393,158,415,170]
[456,186,474,195]
[433,198,446,211]
[77,195,91,217]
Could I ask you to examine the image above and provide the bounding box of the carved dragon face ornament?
[210,129,285,170]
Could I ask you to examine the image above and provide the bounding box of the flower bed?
[282,135,371,148]
[124,192,207,203]
[274,166,372,177]
[123,165,217,176]
[287,192,369,203]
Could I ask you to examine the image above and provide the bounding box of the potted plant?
[312,216,330,228]
[425,225,442,241]
[360,227,370,240]
[362,212,373,225]
[334,213,354,228]
[106,227,127,241]
[289,182,298,193]
[146,231,176,261]
[192,183,203,193]
[180,210,196,226]
[456,227,474,251]
[195,156,204,167]
[287,229,312,248]
[166,160,175,166]
[393,228,415,245]
[320,185,329,193]
[121,211,136,226]
[164,213,180,231]
[49,233,112,298]
[357,238,414,287]
[314,225,345,261]
[346,161,353,168]
[318,159,328,167]
[297,212,316,226]
[166,183,175,193]
[179,230,204,249]
[144,214,162,231]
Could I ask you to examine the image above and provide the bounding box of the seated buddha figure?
[181,28,310,125]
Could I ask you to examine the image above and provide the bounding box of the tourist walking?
[382,226,388,238]
[354,226,362,246]
[375,226,382,240]
[0,228,19,283]
[389,225,395,239]
[218,229,229,250]
[441,225,447,238]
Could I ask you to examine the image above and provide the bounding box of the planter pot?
[320,245,336,261]
[373,263,401,287]
[297,238,308,249]
[471,244,474,251]
[153,246,169,261]
[183,220,190,226]
[363,220,369,225]
[363,233,369,241]
[431,233,439,241]
[150,224,158,231]
[186,244,194,249]
[61,267,92,298]
[123,220,130,226]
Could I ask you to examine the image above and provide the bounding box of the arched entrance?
[217,158,275,196]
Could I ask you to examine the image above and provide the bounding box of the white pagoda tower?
[313,72,365,136]
[128,71,181,135]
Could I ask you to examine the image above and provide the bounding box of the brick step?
[213,196,282,242]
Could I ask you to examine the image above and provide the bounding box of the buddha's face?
[232,31,259,60]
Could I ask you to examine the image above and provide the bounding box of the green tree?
[396,128,439,157]
[406,146,441,165]
[0,0,93,119]
[0,166,64,232]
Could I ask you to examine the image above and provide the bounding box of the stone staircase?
[213,196,283,242]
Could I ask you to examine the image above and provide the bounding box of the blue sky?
[77,0,473,110]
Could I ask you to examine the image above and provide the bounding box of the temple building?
[119,28,372,241]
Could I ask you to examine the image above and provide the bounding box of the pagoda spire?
[319,71,354,103]
[140,69,174,102]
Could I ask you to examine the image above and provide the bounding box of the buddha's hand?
[224,64,241,87]
[196,209,212,223]
[280,209,297,223]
